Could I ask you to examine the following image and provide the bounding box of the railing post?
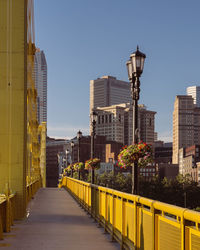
[104,190,107,233]
[151,202,155,250]
[120,197,124,250]
[97,189,101,227]
[0,205,3,240]
[111,192,115,241]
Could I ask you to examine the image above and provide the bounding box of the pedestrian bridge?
[0,178,200,249]
[0,1,200,249]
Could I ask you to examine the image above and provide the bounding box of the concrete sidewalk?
[0,188,119,250]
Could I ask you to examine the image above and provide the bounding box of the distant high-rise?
[95,103,156,146]
[90,76,132,112]
[34,49,47,124]
[172,95,200,164]
[187,86,200,107]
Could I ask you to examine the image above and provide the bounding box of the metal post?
[78,138,81,180]
[91,121,95,184]
[71,144,74,178]
[131,76,140,195]
[78,139,80,162]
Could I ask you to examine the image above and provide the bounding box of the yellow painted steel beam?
[39,122,47,187]
[0,0,41,219]
[0,0,28,219]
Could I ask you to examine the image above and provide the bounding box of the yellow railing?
[0,194,15,239]
[0,179,41,240]
[26,179,41,204]
[61,177,200,250]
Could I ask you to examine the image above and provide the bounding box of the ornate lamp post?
[71,141,74,177]
[65,149,69,168]
[126,46,146,194]
[90,110,98,184]
[77,130,82,179]
[77,130,82,162]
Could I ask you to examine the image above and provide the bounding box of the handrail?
[61,177,200,250]
[0,179,41,241]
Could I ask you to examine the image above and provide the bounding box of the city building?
[90,76,132,113]
[34,48,47,124]
[155,141,172,164]
[46,137,68,187]
[187,86,200,107]
[157,163,179,180]
[179,145,200,183]
[97,162,114,175]
[172,95,200,164]
[179,148,185,175]
[72,135,123,163]
[46,135,123,186]
[95,103,156,146]
[139,165,157,181]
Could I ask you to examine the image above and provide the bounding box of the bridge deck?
[1,188,119,250]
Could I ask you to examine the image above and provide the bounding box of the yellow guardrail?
[61,177,200,250]
[26,179,41,204]
[0,179,41,240]
[0,194,15,240]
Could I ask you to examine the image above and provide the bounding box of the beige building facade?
[173,95,200,164]
[90,76,132,113]
[95,103,156,146]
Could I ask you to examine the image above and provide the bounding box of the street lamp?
[90,110,98,184]
[77,130,82,179]
[71,141,74,177]
[126,46,146,195]
[65,149,69,168]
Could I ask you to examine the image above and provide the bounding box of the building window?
[105,115,108,123]
[102,115,104,124]
[98,116,101,124]
[109,158,113,163]
[109,114,112,123]
[149,118,152,126]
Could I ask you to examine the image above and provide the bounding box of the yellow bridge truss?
[0,0,46,219]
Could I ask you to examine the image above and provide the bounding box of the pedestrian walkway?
[0,188,120,250]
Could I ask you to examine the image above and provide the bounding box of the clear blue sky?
[34,0,200,142]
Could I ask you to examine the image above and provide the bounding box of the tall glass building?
[34,49,47,124]
[187,86,200,107]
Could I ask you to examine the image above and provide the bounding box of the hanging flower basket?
[73,162,85,171]
[85,158,101,170]
[117,142,153,169]
[66,164,73,172]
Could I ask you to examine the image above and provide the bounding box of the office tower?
[95,103,156,146]
[90,76,132,112]
[172,95,200,164]
[34,49,47,124]
[187,86,200,107]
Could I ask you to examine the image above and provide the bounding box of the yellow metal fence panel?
[114,197,122,232]
[124,201,134,242]
[61,177,200,250]
[158,215,181,250]
[138,208,153,250]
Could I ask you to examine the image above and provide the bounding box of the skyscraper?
[90,76,132,112]
[95,103,156,146]
[34,49,47,124]
[187,86,200,107]
[172,95,200,164]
